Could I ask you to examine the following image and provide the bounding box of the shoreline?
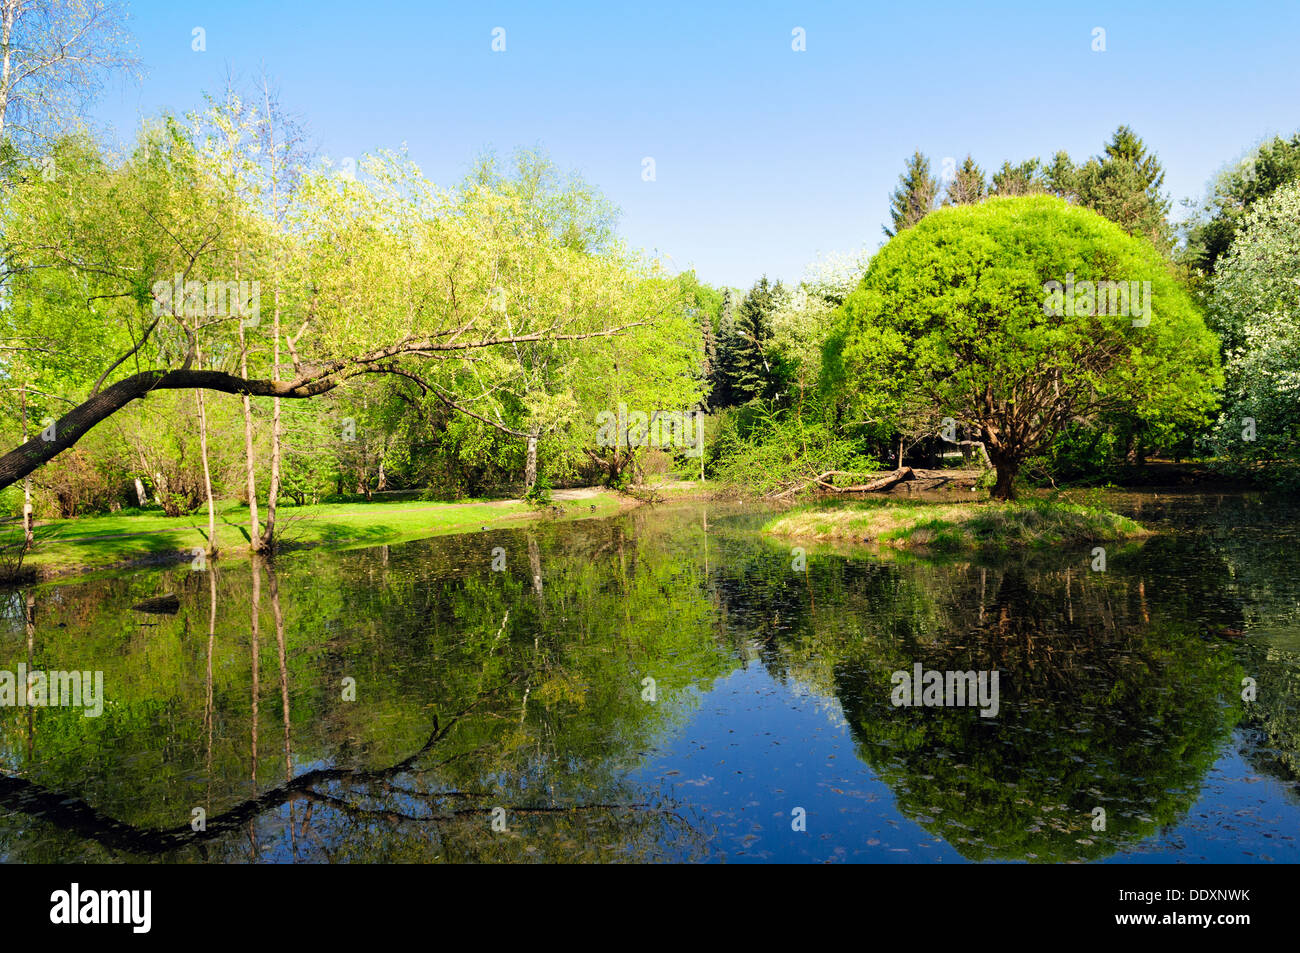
[7,477,1270,585]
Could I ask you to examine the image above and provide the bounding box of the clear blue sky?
[91,0,1300,289]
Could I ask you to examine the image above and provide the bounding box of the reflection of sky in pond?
[0,491,1297,862]
[632,664,968,862]
[635,664,1300,863]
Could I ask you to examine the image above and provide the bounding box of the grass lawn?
[23,491,631,580]
[762,498,1151,552]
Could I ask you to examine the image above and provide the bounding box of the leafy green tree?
[676,271,723,399]
[1183,131,1300,276]
[828,196,1221,499]
[1206,181,1300,484]
[0,126,681,495]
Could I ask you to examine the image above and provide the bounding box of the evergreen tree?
[1074,125,1171,251]
[943,155,988,206]
[710,288,740,409]
[700,307,718,386]
[1043,151,1078,201]
[884,151,938,237]
[990,158,1046,196]
[989,130,1170,252]
[729,277,784,405]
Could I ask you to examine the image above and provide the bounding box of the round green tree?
[827,195,1221,498]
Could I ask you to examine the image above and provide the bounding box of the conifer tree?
[729,277,783,404]
[990,158,1046,196]
[1074,125,1172,251]
[884,151,938,237]
[943,155,988,206]
[710,288,740,408]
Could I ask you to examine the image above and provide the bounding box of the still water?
[1,492,1297,862]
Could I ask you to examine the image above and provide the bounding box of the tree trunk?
[262,83,284,553]
[262,284,283,551]
[528,533,543,598]
[990,457,1018,500]
[195,387,218,556]
[237,324,262,552]
[19,385,31,546]
[0,318,633,494]
[524,433,538,493]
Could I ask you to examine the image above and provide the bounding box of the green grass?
[763,499,1151,552]
[23,492,630,580]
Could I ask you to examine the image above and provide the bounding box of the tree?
[1183,131,1300,276]
[1073,125,1171,252]
[990,158,1046,197]
[884,151,937,237]
[253,74,312,548]
[709,289,740,409]
[676,270,722,399]
[829,196,1221,499]
[0,130,672,495]
[1206,181,1300,484]
[942,155,987,206]
[727,277,785,405]
[391,148,692,494]
[0,0,137,155]
[1042,150,1079,201]
[987,130,1170,251]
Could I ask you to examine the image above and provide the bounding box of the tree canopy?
[827,195,1221,498]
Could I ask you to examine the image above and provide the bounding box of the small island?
[763,499,1151,552]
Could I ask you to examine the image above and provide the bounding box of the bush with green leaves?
[707,399,876,495]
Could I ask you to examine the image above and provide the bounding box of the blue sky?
[91,0,1300,288]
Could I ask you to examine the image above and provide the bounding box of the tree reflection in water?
[0,494,1295,862]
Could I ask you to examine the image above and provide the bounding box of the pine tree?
[700,304,718,399]
[710,288,739,409]
[729,277,783,404]
[1075,125,1172,251]
[990,158,1046,196]
[884,151,938,237]
[943,155,987,206]
[1103,125,1164,187]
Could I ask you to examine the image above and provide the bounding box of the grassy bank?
[763,499,1151,552]
[20,490,635,581]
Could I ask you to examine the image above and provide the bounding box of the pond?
[1,491,1297,863]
